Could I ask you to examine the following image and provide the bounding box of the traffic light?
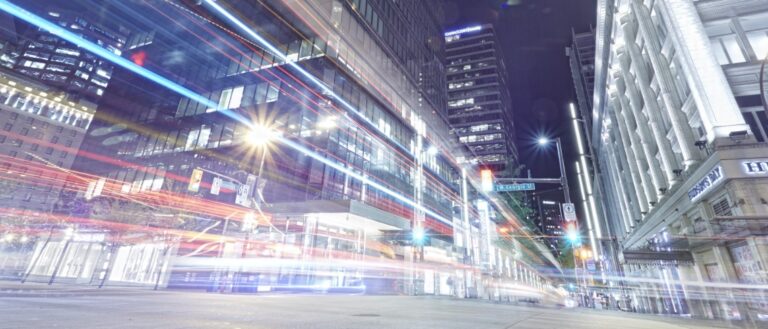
[412,227,425,245]
[565,222,580,245]
[480,169,493,192]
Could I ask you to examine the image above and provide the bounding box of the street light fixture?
[245,124,280,210]
[247,124,278,147]
[535,136,571,204]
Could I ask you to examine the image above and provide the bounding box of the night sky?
[445,0,597,201]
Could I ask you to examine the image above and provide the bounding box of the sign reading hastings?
[688,165,724,201]
[742,159,768,175]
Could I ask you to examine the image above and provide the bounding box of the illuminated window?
[54,47,80,56]
[266,83,280,103]
[217,88,232,110]
[22,60,45,69]
[228,86,244,109]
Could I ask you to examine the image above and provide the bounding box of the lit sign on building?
[444,25,482,37]
[688,165,724,201]
[742,160,768,175]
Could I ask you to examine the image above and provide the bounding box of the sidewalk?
[0,280,157,298]
[571,305,751,329]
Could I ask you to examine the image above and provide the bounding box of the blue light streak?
[0,0,249,124]
[201,0,405,150]
[0,0,452,227]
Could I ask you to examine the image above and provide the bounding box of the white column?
[613,82,659,203]
[614,71,667,195]
[619,25,680,185]
[608,97,649,213]
[656,0,751,142]
[607,140,642,223]
[605,151,635,232]
[630,0,700,168]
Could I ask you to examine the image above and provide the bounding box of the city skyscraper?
[534,199,565,258]
[444,24,517,174]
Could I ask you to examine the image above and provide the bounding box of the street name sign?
[494,183,535,192]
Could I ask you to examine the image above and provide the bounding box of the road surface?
[0,289,736,328]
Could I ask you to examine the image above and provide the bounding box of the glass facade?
[0,0,557,302]
[444,25,517,172]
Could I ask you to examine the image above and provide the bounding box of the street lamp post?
[247,124,278,210]
[202,124,279,293]
[537,137,571,204]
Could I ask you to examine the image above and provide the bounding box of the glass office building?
[444,24,517,173]
[5,0,558,299]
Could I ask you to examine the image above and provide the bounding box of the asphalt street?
[0,290,738,329]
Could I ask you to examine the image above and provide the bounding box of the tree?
[557,243,575,269]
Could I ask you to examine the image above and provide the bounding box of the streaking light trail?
[0,0,452,227]
[200,0,402,150]
[0,0,241,123]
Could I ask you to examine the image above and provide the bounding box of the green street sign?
[494,183,536,192]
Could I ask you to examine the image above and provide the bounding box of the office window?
[217,88,231,110]
[21,60,46,69]
[266,83,280,103]
[712,196,733,216]
[229,86,244,109]
[254,82,268,104]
